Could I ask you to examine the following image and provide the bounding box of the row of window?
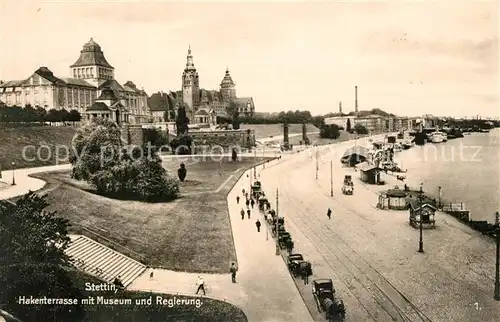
[73,67,113,79]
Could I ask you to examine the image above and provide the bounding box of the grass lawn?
[4,269,247,322]
[0,126,77,170]
[29,156,273,273]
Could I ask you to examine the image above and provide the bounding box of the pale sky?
[0,0,498,117]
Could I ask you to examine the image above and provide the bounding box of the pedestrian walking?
[195,276,206,295]
[250,199,255,209]
[230,263,237,283]
[255,219,261,232]
[304,263,312,285]
[236,195,240,204]
[327,208,332,220]
[149,269,154,280]
[245,199,250,208]
[247,209,251,219]
[241,209,245,220]
[242,188,245,195]
[113,275,124,289]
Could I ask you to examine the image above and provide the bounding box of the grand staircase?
[66,235,146,288]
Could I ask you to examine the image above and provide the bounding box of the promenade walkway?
[0,153,312,322]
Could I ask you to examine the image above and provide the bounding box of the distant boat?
[429,131,447,143]
[445,128,464,139]
[341,146,370,167]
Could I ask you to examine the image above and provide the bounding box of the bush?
[143,127,169,150]
[136,157,180,202]
[169,134,192,155]
[354,124,369,135]
[319,124,340,139]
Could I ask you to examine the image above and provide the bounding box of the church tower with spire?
[181,46,200,114]
[220,68,236,102]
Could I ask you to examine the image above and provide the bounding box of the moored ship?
[428,131,448,143]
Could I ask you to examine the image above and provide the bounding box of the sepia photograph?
[0,0,499,321]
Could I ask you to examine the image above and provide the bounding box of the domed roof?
[220,68,235,88]
[70,38,114,69]
[83,38,101,51]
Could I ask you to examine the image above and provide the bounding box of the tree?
[70,118,180,201]
[170,104,192,155]
[228,101,241,130]
[34,105,47,122]
[0,193,85,321]
[67,109,81,124]
[46,109,62,123]
[175,104,189,135]
[346,118,352,133]
[354,123,369,135]
[319,124,341,139]
[143,128,169,151]
[232,110,241,130]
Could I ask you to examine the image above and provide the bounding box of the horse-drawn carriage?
[342,175,354,195]
[312,279,345,321]
[271,217,285,237]
[258,196,270,211]
[287,254,312,281]
[287,254,304,272]
[251,181,262,198]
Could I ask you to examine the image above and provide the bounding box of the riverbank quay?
[391,129,500,221]
[258,138,500,322]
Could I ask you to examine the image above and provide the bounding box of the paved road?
[258,142,500,322]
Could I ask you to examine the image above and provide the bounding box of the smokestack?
[355,86,358,113]
[339,101,342,114]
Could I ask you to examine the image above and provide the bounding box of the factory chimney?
[355,86,358,113]
[339,101,343,114]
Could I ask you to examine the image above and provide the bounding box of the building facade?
[177,47,255,122]
[324,115,417,133]
[0,38,150,124]
[0,67,97,112]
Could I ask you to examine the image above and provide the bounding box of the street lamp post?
[418,185,424,253]
[275,187,280,255]
[254,149,257,178]
[11,161,16,186]
[438,186,442,209]
[494,211,500,300]
[315,150,319,180]
[249,169,252,195]
[330,160,333,197]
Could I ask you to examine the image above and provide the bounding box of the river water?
[393,128,500,222]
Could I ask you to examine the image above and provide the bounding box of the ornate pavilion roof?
[220,68,235,88]
[96,86,119,102]
[86,102,110,112]
[70,38,114,69]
